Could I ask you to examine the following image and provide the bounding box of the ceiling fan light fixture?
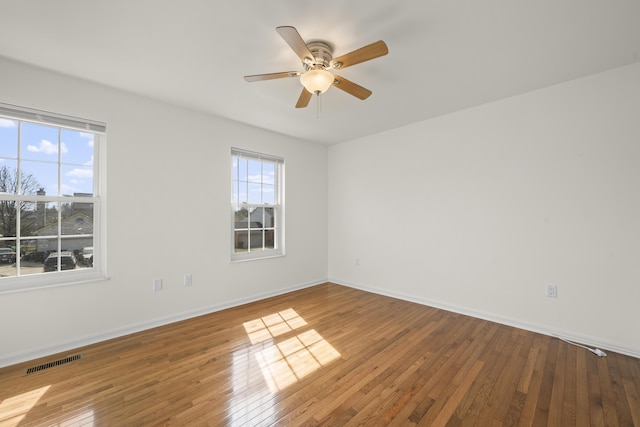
[300,67,334,94]
[244,26,389,108]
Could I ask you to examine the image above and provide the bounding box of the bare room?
[1,1,639,425]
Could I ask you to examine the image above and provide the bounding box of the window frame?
[0,103,107,293]
[231,148,284,262]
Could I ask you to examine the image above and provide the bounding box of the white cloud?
[66,168,93,178]
[83,155,94,166]
[79,132,95,147]
[248,173,275,184]
[60,184,76,195]
[0,118,16,128]
[27,140,68,155]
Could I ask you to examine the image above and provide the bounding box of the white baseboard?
[0,279,326,369]
[330,278,640,360]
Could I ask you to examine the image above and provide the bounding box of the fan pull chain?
[315,91,323,119]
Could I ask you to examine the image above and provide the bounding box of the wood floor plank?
[623,378,640,426]
[531,337,558,426]
[587,351,607,427]
[597,356,621,426]
[607,352,635,427]
[548,339,567,426]
[428,360,484,426]
[456,325,515,425]
[1,283,639,426]
[575,347,591,427]
[391,320,496,425]
[561,344,578,426]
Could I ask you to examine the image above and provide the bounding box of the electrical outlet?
[153,278,163,291]
[184,274,192,286]
[545,284,558,298]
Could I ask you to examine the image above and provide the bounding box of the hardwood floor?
[1,283,639,426]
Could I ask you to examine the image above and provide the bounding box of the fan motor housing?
[304,40,333,70]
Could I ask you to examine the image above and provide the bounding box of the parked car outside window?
[0,248,16,264]
[81,246,94,267]
[43,252,77,272]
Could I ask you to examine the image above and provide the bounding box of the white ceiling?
[1,1,639,145]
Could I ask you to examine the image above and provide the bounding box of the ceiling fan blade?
[331,40,389,69]
[276,26,315,64]
[244,71,300,82]
[332,75,372,100]
[295,88,313,108]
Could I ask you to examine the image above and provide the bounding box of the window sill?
[231,251,284,263]
[0,269,108,294]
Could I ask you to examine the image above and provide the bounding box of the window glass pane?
[262,162,275,185]
[20,122,60,162]
[60,129,95,165]
[232,155,238,178]
[36,215,57,251]
[265,230,275,250]
[250,207,264,228]
[248,183,261,204]
[61,202,93,237]
[0,199,17,237]
[234,206,249,228]
[62,236,91,261]
[20,237,42,260]
[264,207,275,229]
[232,181,239,204]
[248,160,262,183]
[249,229,264,250]
[0,239,16,278]
[77,240,94,267]
[235,180,247,204]
[234,230,248,251]
[19,238,47,276]
[31,201,58,239]
[61,165,93,195]
[71,198,94,219]
[237,156,247,181]
[0,161,19,194]
[0,118,18,159]
[263,183,275,204]
[20,202,39,236]
[42,250,78,273]
[21,160,58,196]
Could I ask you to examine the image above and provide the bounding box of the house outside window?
[0,103,106,292]
[231,148,284,261]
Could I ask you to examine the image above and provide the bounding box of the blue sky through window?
[0,118,95,196]
[232,155,276,205]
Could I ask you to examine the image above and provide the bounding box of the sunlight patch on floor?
[243,308,308,344]
[241,308,341,393]
[50,409,95,427]
[255,328,341,392]
[0,385,51,427]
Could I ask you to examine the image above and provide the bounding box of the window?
[231,148,284,261]
[0,103,106,292]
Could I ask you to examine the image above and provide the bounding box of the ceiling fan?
[244,26,389,108]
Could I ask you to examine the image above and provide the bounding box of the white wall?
[3,56,638,367]
[328,62,640,357]
[0,57,328,367]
